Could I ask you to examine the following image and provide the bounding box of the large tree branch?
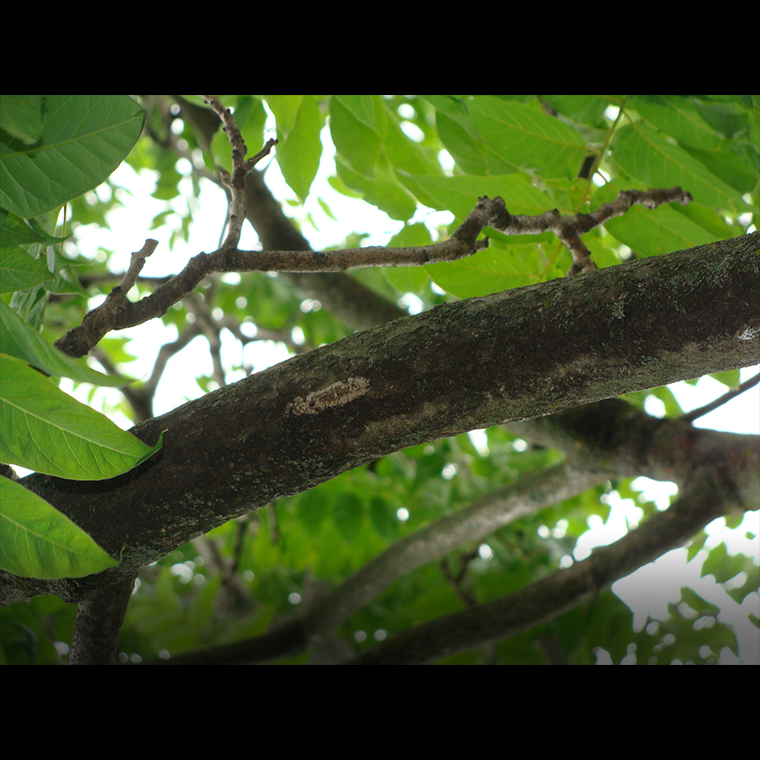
[4,232,759,610]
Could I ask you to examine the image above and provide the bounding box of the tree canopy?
[0,95,758,665]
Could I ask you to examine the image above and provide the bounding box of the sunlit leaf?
[0,476,118,579]
[0,354,161,479]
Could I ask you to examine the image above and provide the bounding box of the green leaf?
[543,95,609,127]
[335,158,417,221]
[0,476,119,579]
[399,172,556,223]
[425,241,546,298]
[264,95,304,138]
[383,223,433,294]
[381,101,443,177]
[0,209,44,250]
[612,122,748,211]
[0,299,128,386]
[710,369,740,388]
[275,95,323,202]
[0,354,162,479]
[0,96,44,144]
[330,95,386,177]
[297,488,329,537]
[605,203,718,256]
[631,95,725,151]
[0,249,51,293]
[467,97,587,179]
[333,491,365,542]
[0,95,145,218]
[425,96,490,175]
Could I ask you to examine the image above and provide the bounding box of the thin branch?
[121,239,159,292]
[680,371,760,423]
[201,95,277,249]
[486,186,692,275]
[53,189,690,359]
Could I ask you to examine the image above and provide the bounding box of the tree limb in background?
[347,467,750,664]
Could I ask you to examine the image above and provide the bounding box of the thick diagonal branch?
[12,232,759,613]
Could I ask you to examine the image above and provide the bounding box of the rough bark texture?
[2,232,759,610]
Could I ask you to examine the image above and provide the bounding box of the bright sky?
[59,119,759,664]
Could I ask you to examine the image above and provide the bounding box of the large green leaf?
[0,95,44,144]
[467,97,587,179]
[0,354,162,479]
[612,122,748,211]
[0,95,145,217]
[0,476,119,579]
[630,95,724,151]
[0,299,128,386]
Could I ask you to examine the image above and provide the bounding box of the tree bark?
[2,232,759,609]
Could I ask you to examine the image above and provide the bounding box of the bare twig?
[485,186,693,275]
[53,189,692,359]
[201,95,277,249]
[121,239,158,293]
[680,371,760,423]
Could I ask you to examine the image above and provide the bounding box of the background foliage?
[0,95,758,664]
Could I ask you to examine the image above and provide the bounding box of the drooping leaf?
[0,249,51,293]
[330,95,386,178]
[0,354,162,479]
[0,476,119,579]
[274,95,323,202]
